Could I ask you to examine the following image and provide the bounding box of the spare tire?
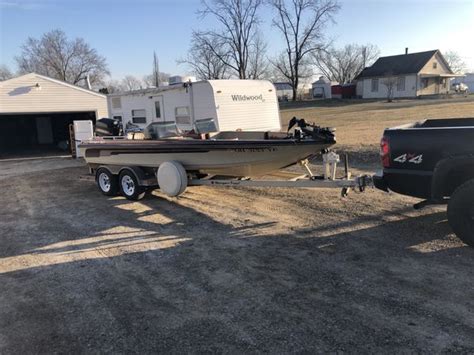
[447,178,474,247]
[157,161,188,197]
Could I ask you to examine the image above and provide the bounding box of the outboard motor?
[287,117,336,143]
[95,118,123,136]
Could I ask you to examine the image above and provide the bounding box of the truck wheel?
[119,169,146,201]
[96,168,118,196]
[447,179,474,247]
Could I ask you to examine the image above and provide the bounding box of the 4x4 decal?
[394,154,423,164]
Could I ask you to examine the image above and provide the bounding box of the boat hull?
[82,139,334,177]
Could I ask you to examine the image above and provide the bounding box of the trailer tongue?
[186,153,373,197]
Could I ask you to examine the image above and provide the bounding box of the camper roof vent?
[169,75,197,85]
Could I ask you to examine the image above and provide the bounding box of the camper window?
[111,97,122,109]
[155,101,161,119]
[175,106,191,125]
[132,109,147,124]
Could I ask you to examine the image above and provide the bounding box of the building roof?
[273,82,292,90]
[356,50,452,79]
[0,73,106,98]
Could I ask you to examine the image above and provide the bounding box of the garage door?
[0,111,96,158]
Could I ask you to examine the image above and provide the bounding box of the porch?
[417,73,463,96]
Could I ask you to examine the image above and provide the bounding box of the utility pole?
[153,51,160,87]
[362,47,367,69]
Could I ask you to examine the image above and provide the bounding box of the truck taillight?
[380,136,390,168]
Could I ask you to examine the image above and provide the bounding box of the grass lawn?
[280,97,474,159]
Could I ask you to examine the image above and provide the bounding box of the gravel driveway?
[0,159,473,353]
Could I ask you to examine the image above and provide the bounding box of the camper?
[107,79,281,133]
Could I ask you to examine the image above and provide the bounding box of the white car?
[452,82,469,94]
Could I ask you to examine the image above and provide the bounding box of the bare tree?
[197,0,265,79]
[313,43,379,83]
[121,75,144,91]
[15,29,109,87]
[178,31,230,80]
[271,52,313,95]
[443,50,467,74]
[0,64,13,81]
[98,79,122,94]
[143,72,170,87]
[247,33,269,79]
[270,0,340,100]
[382,74,397,102]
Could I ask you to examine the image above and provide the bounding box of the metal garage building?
[0,73,108,157]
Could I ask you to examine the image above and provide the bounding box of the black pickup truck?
[374,118,474,246]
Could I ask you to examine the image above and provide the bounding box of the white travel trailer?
[107,80,281,133]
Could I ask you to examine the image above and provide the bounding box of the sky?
[0,0,473,80]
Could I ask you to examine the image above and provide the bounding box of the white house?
[355,49,459,99]
[108,79,281,133]
[0,73,108,156]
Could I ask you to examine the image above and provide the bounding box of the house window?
[113,115,122,122]
[433,62,438,69]
[441,78,447,88]
[421,78,429,89]
[111,97,122,109]
[371,78,379,92]
[155,101,161,119]
[397,76,405,91]
[132,109,147,124]
[175,106,191,125]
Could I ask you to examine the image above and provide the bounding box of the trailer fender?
[431,155,474,200]
[118,166,148,185]
[95,165,115,180]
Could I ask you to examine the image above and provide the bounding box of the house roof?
[356,50,452,79]
[273,82,292,90]
[0,73,106,98]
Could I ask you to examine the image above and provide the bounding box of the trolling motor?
[287,117,335,142]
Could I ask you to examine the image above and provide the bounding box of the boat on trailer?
[81,118,335,177]
[79,118,372,200]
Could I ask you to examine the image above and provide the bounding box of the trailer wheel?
[119,169,146,201]
[447,178,474,247]
[96,168,118,196]
[157,161,188,197]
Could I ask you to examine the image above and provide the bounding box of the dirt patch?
[0,157,84,179]
[0,162,473,353]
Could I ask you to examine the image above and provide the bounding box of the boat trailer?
[83,150,374,200]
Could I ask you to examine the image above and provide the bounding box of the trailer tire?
[96,168,118,196]
[447,178,474,247]
[119,169,146,201]
[157,161,187,197]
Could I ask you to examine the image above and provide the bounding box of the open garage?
[0,73,108,158]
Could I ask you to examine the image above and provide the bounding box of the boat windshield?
[144,122,182,139]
